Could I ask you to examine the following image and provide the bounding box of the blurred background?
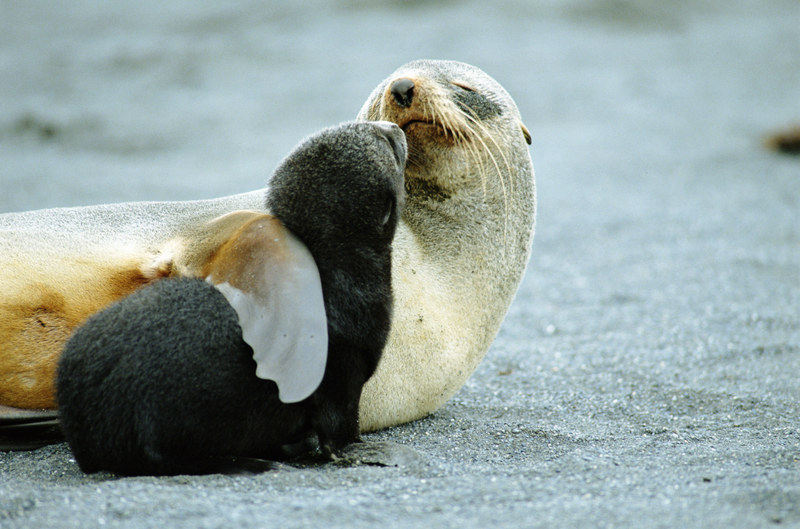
[1,0,797,212]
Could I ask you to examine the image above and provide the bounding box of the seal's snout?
[390,78,415,108]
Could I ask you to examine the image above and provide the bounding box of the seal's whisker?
[460,115,509,249]
[376,97,386,122]
[470,117,514,197]
[438,102,488,197]
[445,109,479,192]
[420,98,430,126]
[460,109,514,207]
[441,106,453,142]
[440,100,459,142]
[426,99,439,136]
[460,127,488,198]
[462,118,503,195]
[430,103,459,180]
[436,101,449,141]
[460,107,514,196]
[404,139,424,169]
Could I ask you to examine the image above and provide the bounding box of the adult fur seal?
[355,60,535,429]
[0,59,534,433]
[56,121,405,475]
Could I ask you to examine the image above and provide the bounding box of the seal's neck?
[401,145,535,310]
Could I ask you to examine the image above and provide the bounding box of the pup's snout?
[371,121,407,170]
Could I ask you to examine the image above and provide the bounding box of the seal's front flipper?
[0,405,62,451]
[204,214,328,405]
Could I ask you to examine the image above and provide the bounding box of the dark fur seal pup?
[55,121,406,476]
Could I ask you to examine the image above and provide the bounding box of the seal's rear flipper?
[0,405,63,451]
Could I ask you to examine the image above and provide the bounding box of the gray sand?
[1,1,799,527]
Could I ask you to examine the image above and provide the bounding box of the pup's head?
[266,121,406,263]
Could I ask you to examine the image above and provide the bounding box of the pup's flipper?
[204,214,327,404]
[0,405,62,451]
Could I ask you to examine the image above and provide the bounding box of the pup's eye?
[452,83,475,92]
[381,197,395,226]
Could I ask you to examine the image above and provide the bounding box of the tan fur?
[0,207,282,409]
[0,61,534,432]
[199,214,289,285]
[0,195,267,408]
[0,255,161,408]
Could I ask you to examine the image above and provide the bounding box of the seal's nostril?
[390,78,415,108]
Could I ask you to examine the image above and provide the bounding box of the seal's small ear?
[521,122,532,145]
[204,214,327,404]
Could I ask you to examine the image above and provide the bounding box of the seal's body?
[56,122,406,475]
[0,60,535,432]
[0,191,264,409]
[356,60,536,430]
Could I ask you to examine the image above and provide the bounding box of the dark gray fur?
[56,121,406,476]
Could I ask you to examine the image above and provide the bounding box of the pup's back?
[57,277,303,476]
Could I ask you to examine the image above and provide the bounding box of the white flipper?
[204,215,327,404]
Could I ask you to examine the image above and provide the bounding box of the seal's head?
[357,60,534,256]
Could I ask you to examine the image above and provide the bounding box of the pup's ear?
[204,214,327,404]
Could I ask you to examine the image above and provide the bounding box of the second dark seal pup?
[56,121,406,476]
